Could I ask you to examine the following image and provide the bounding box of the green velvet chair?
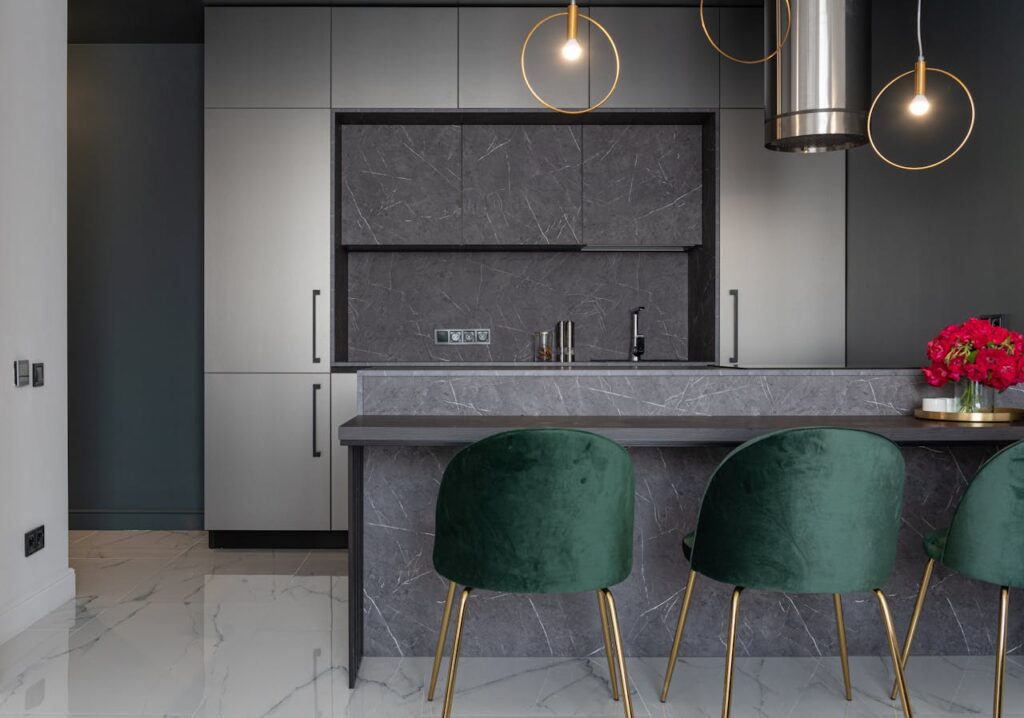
[659,427,913,718]
[427,428,636,718]
[890,439,1024,718]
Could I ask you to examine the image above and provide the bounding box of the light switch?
[31,363,44,387]
[13,360,29,388]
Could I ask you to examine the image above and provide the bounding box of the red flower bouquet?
[922,318,1024,411]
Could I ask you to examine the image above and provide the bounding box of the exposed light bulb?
[562,37,582,62]
[909,93,931,116]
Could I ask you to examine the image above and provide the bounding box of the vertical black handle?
[312,383,322,458]
[312,290,322,364]
[729,289,739,364]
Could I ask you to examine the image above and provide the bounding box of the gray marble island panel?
[345,367,1024,684]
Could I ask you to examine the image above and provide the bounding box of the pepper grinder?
[555,320,575,363]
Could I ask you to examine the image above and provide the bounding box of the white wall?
[0,0,74,644]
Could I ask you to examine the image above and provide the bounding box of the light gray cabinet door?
[590,7,719,109]
[205,373,330,531]
[719,8,764,109]
[330,373,357,531]
[720,110,846,366]
[459,7,589,109]
[332,7,457,108]
[205,7,330,108]
[205,109,331,373]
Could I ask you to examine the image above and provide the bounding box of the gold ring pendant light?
[868,0,975,171]
[699,0,792,65]
[520,0,620,115]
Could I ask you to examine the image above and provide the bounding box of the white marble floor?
[0,531,1019,717]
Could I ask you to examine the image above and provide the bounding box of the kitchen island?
[338,366,1024,686]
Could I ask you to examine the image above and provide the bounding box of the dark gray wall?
[69,44,204,529]
[847,1,1024,367]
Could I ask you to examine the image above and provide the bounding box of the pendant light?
[520,0,620,115]
[867,0,975,171]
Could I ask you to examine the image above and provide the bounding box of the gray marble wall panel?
[462,125,582,245]
[339,124,461,245]
[348,253,688,362]
[582,125,703,246]
[359,369,997,417]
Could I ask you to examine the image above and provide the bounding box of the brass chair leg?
[428,581,458,702]
[441,587,472,718]
[660,569,697,702]
[890,558,936,699]
[875,589,914,718]
[722,587,743,718]
[994,586,1010,718]
[597,590,620,701]
[602,589,635,718]
[833,594,853,701]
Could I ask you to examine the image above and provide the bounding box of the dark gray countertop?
[338,414,1024,447]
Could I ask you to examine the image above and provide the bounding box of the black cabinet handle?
[312,383,322,458]
[312,289,322,364]
[729,289,739,364]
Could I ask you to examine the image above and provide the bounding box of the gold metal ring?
[868,66,976,172]
[700,0,791,65]
[520,12,620,115]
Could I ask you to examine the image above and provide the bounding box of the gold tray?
[914,407,1024,423]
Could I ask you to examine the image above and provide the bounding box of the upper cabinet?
[459,7,589,109]
[205,7,330,108]
[332,8,458,109]
[719,8,764,109]
[589,8,719,109]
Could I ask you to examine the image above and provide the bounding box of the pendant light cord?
[917,0,924,60]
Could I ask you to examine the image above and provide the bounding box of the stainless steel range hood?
[765,0,871,152]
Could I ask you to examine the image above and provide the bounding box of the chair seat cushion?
[682,531,696,561]
[923,527,948,560]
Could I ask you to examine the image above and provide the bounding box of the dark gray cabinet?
[332,8,458,109]
[339,124,461,246]
[204,7,330,109]
[589,7,719,109]
[459,7,589,109]
[719,8,765,109]
[463,125,583,245]
[582,125,704,247]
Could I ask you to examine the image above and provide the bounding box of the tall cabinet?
[204,7,337,534]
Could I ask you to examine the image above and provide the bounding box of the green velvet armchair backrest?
[690,427,905,594]
[942,440,1024,588]
[433,428,635,594]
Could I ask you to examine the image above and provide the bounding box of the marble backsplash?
[348,252,689,362]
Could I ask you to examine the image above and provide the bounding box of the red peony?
[921,318,1024,391]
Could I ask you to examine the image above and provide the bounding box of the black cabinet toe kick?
[207,530,347,550]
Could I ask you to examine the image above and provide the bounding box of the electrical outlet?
[24,526,44,557]
[435,329,491,345]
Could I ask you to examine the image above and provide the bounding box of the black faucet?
[631,306,645,362]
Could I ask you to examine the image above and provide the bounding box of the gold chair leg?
[597,590,620,701]
[875,589,914,718]
[994,586,1010,718]
[833,594,853,701]
[428,581,458,702]
[722,587,743,718]
[660,569,697,702]
[441,587,472,718]
[890,558,935,699]
[602,589,635,718]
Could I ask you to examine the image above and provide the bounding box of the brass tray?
[914,407,1024,423]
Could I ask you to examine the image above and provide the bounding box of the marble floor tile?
[2,532,1023,718]
[70,530,205,559]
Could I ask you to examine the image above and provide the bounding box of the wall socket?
[24,526,44,557]
[435,329,491,345]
